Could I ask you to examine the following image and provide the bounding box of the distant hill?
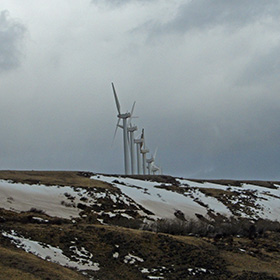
[1,170,280,279]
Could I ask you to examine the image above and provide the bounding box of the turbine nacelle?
[141,148,149,154]
[117,112,131,119]
[128,125,137,132]
[134,138,143,144]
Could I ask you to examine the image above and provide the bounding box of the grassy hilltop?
[0,170,280,280]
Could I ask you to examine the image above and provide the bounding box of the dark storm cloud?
[155,0,280,33]
[0,10,26,71]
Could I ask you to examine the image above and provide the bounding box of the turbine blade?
[153,147,158,160]
[141,129,144,140]
[152,164,159,172]
[131,101,136,117]
[112,118,121,145]
[112,82,121,115]
[128,101,136,127]
[140,129,145,148]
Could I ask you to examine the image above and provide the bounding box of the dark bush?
[255,219,280,234]
[142,216,280,238]
[143,218,212,236]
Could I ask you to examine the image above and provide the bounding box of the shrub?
[142,216,280,239]
[143,218,212,236]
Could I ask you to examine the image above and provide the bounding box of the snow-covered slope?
[91,175,280,221]
[0,180,82,218]
[1,173,279,222]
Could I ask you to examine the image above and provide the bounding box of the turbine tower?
[127,101,138,174]
[134,135,143,175]
[128,125,137,175]
[140,129,149,175]
[112,82,133,175]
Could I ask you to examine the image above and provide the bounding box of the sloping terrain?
[1,170,280,279]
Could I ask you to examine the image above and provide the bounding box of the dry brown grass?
[0,263,39,280]
[173,234,216,248]
[1,220,227,280]
[199,188,234,198]
[96,224,212,249]
[221,250,280,278]
[2,214,280,279]
[0,245,87,280]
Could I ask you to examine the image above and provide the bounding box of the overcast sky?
[1,0,280,180]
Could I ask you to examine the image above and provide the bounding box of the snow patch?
[124,253,144,264]
[2,231,99,271]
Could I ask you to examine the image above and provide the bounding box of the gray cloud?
[1,1,280,180]
[152,0,280,34]
[147,97,280,180]
[92,0,149,8]
[0,10,26,71]
[238,45,280,87]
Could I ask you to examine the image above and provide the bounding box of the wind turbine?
[146,147,158,175]
[134,134,143,175]
[140,129,149,175]
[112,82,134,175]
[127,103,138,175]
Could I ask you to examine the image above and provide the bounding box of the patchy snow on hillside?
[0,180,83,218]
[241,183,280,221]
[1,174,280,222]
[2,230,100,271]
[0,178,156,222]
[177,179,280,221]
[92,175,280,221]
[91,175,232,220]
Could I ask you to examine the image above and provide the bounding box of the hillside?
[1,170,280,279]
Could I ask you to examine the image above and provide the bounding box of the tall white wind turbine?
[127,104,137,175]
[140,129,149,175]
[112,82,133,175]
[134,134,143,175]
